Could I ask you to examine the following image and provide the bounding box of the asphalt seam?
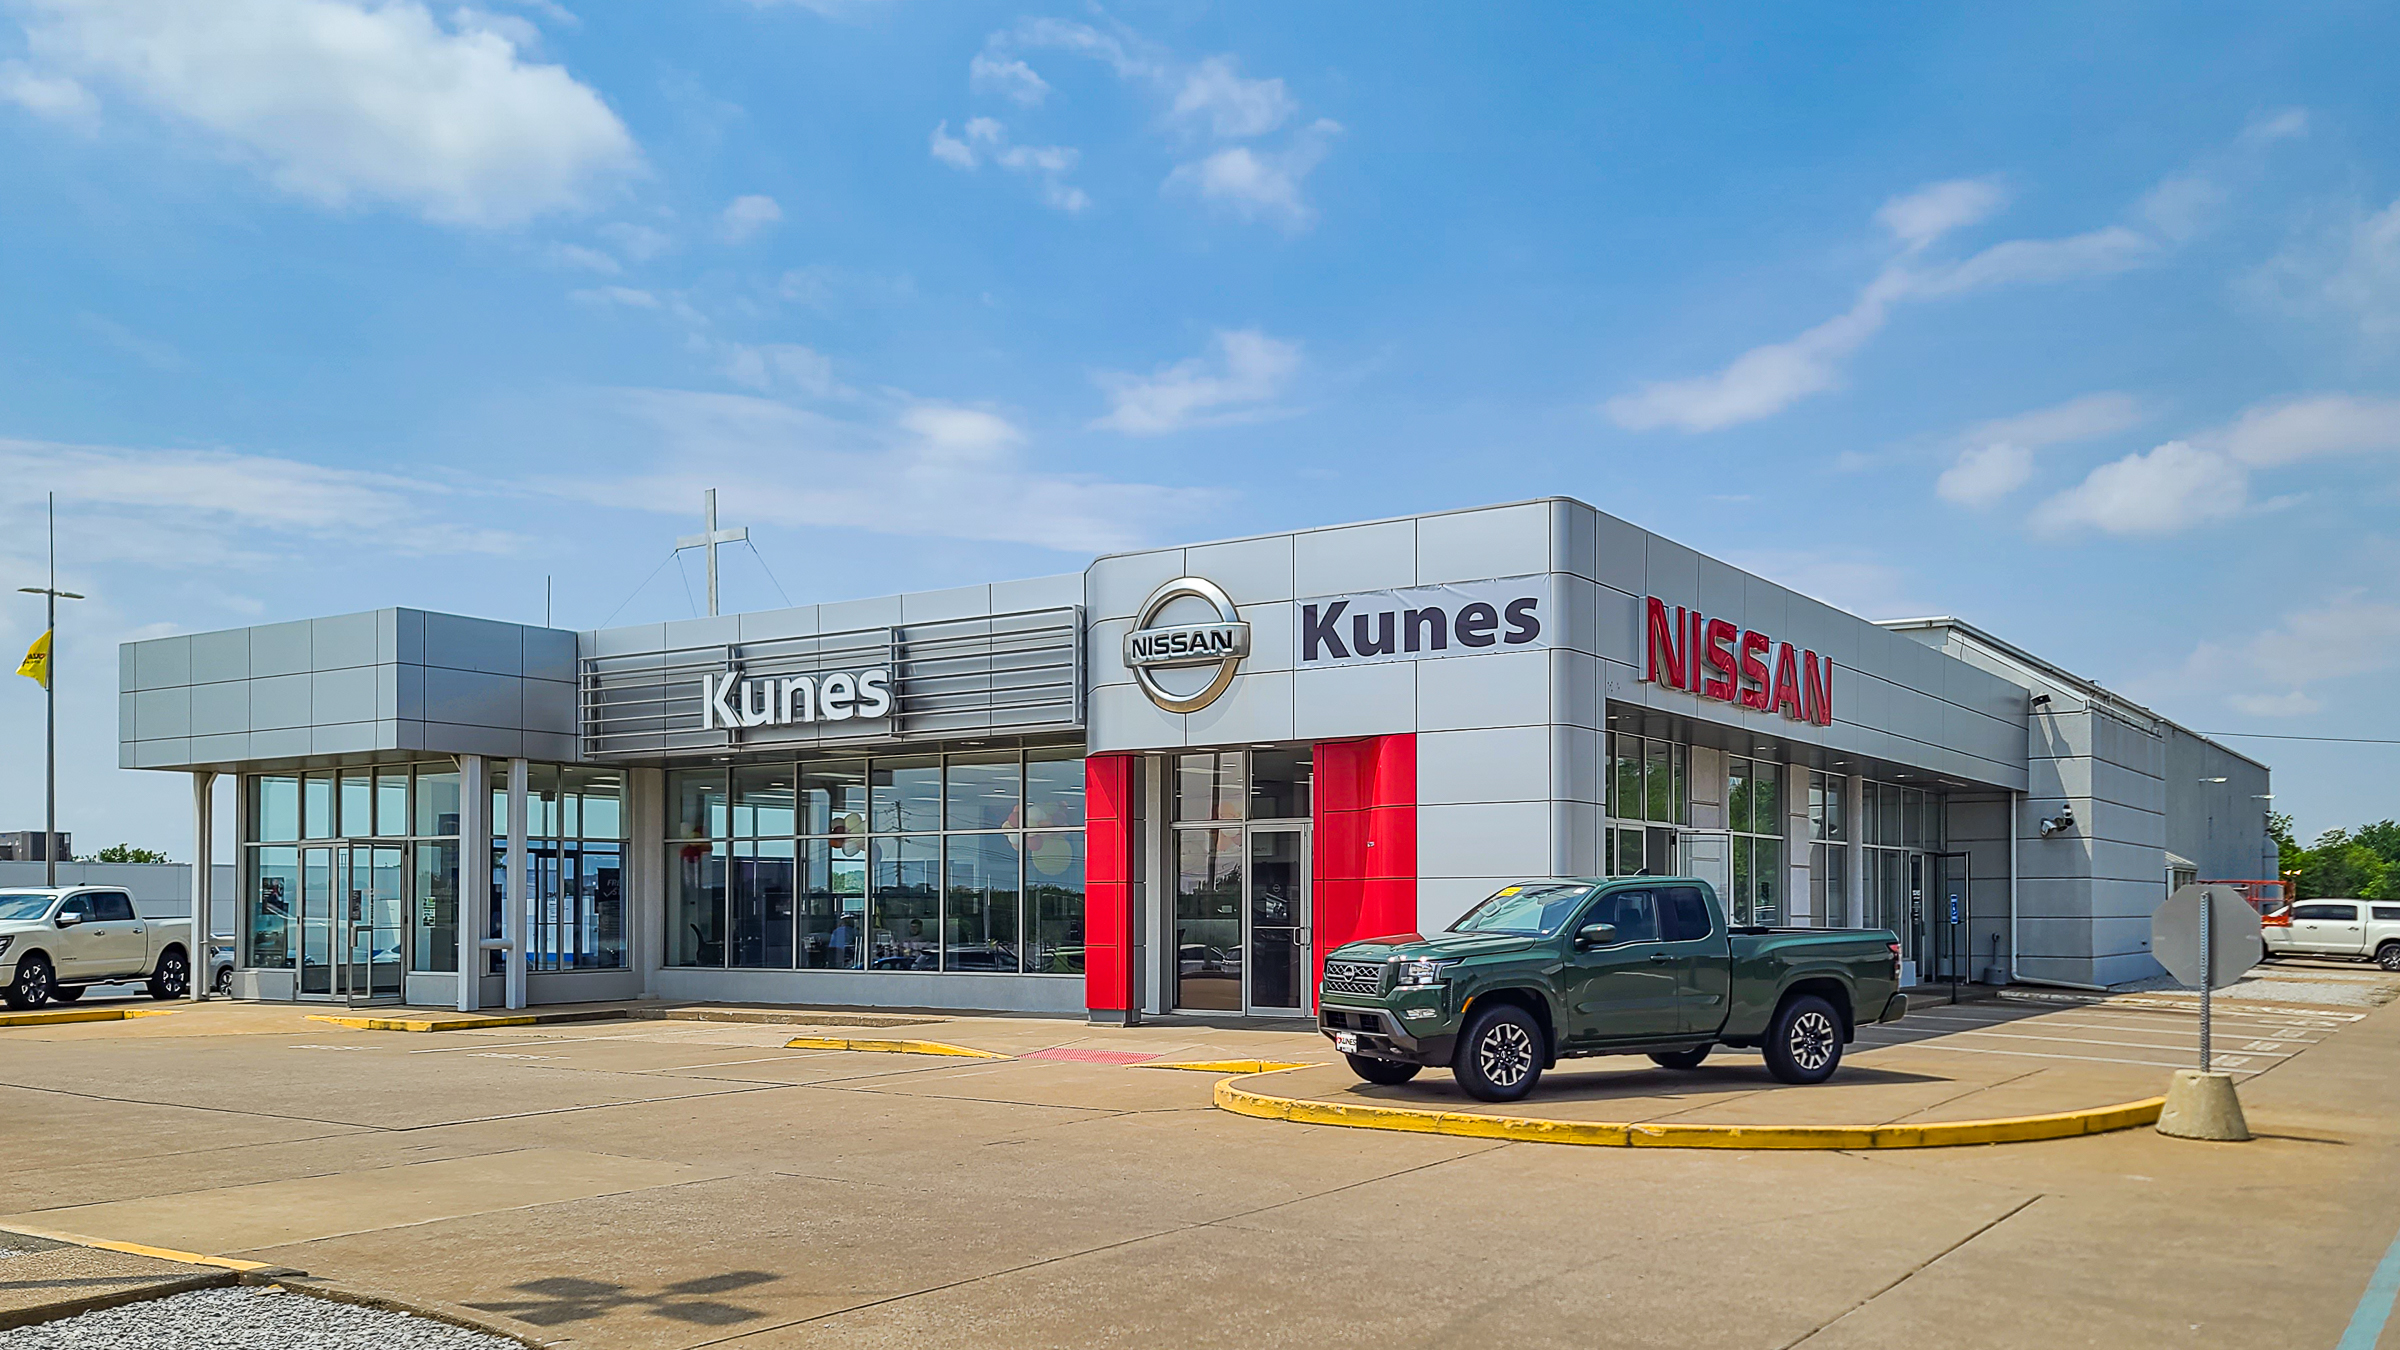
[1777,1193,2044,1349]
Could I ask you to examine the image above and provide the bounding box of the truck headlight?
[1396,958,1457,988]
[0,935,12,957]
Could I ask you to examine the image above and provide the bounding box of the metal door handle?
[1647,953,1676,963]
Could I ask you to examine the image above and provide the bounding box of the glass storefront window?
[340,772,371,839]
[944,832,1020,971]
[671,841,727,967]
[248,845,299,968]
[672,770,728,841]
[1024,830,1085,974]
[734,765,796,838]
[1175,752,1242,822]
[416,770,461,837]
[871,835,940,970]
[303,772,335,839]
[1249,748,1311,820]
[800,838,867,969]
[1025,747,1084,830]
[413,841,459,971]
[375,771,408,838]
[801,760,869,836]
[944,752,1021,832]
[872,757,941,834]
[731,839,795,969]
[253,775,299,843]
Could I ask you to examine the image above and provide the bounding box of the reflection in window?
[1175,752,1242,823]
[943,832,1020,971]
[1025,831,1085,974]
[672,841,727,967]
[944,752,1021,832]
[872,757,941,834]
[1025,748,1085,830]
[872,835,940,970]
[800,838,867,969]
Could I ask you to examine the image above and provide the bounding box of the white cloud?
[2173,589,2400,719]
[1935,442,2034,507]
[1091,329,1301,435]
[0,436,518,564]
[598,221,671,261]
[723,342,838,398]
[0,59,95,119]
[1608,121,2294,434]
[1164,119,1340,232]
[720,193,782,242]
[1170,56,1294,139]
[2252,198,2400,344]
[1875,177,2005,250]
[968,51,1048,106]
[545,242,620,274]
[570,285,658,308]
[2212,394,2400,466]
[1935,392,2145,508]
[1726,550,1933,621]
[931,118,1085,211]
[8,0,641,227]
[562,389,1218,554]
[995,18,1164,83]
[2030,440,2249,535]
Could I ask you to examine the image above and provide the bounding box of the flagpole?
[18,494,81,886]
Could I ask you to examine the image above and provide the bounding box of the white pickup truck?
[2262,899,2400,971]
[0,886,195,1008]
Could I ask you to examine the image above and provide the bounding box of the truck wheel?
[1346,1054,1422,1086]
[147,948,189,1001]
[2378,944,2400,972]
[1764,994,1844,1085]
[6,955,55,1010]
[214,965,234,996]
[1649,1047,1710,1071]
[48,985,86,1003]
[1452,1004,1545,1102]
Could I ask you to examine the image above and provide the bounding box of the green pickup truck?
[1317,877,1906,1101]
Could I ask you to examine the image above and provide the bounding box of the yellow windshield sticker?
[1494,886,1522,897]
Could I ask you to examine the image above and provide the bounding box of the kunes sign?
[701,669,892,730]
[1297,578,1545,667]
[1638,597,1832,725]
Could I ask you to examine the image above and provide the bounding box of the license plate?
[1334,1032,1359,1053]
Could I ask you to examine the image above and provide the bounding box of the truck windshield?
[1448,883,1595,936]
[0,892,57,922]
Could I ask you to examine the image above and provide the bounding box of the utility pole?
[17,493,85,887]
[674,489,748,617]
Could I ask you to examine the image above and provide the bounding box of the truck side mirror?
[54,912,83,928]
[1576,922,1618,948]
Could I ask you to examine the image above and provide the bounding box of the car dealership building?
[116,497,2275,1018]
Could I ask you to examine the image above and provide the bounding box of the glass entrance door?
[297,844,403,1004]
[1246,827,1309,1016]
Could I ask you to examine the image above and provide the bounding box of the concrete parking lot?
[3,967,2398,1348]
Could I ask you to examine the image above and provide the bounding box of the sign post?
[2150,883,2261,1141]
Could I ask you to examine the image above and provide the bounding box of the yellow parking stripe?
[0,1007,178,1028]
[783,1036,1011,1060]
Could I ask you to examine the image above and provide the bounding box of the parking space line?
[1853,1039,2249,1074]
[1861,1027,2294,1059]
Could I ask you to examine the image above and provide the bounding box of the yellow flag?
[15,629,49,690]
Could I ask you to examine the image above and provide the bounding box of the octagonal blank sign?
[2151,883,2262,990]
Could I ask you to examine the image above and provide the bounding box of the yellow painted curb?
[306,1013,543,1033]
[1213,1073,2167,1149]
[0,1222,292,1275]
[784,1035,1011,1060]
[0,1007,178,1028]
[1141,1059,1319,1074]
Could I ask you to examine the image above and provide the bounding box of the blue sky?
[3,1,2397,855]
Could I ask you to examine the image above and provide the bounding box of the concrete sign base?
[2156,1069,2251,1142]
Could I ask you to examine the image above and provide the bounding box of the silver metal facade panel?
[580,605,1083,761]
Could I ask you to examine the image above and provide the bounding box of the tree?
[88,843,170,865]
[2294,828,2398,902]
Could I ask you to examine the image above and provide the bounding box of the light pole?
[17,493,84,887]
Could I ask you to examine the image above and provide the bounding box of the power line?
[2200,731,2400,746]
[670,552,701,617]
[744,539,795,608]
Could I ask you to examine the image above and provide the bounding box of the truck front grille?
[1321,960,1385,998]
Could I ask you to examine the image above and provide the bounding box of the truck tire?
[147,947,190,1001]
[6,954,55,1010]
[1649,1047,1710,1071]
[1764,994,1844,1085]
[1452,1003,1545,1103]
[1346,1054,1422,1086]
[214,964,233,995]
[48,985,86,1003]
[2379,943,2400,973]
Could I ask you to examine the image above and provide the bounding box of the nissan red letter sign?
[1635,598,1833,726]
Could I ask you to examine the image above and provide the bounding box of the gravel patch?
[9,1285,518,1350]
[2109,965,2399,1008]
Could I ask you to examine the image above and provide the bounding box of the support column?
[2008,789,2021,984]
[505,757,529,1011]
[1845,773,1867,930]
[457,756,488,1012]
[189,771,215,1002]
[1083,754,1138,1025]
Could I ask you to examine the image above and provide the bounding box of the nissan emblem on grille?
[1324,961,1382,996]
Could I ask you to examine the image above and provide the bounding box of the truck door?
[84,891,148,977]
[48,893,104,980]
[1660,886,1730,1036]
[1561,889,1682,1045]
[2287,902,2363,955]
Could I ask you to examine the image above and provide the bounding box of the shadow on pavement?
[464,1271,781,1328]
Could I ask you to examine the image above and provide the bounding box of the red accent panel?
[1083,755,1138,1014]
[1311,736,1418,997]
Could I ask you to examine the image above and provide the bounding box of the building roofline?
[1877,616,2272,773]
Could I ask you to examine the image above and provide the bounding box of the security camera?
[2038,805,2076,838]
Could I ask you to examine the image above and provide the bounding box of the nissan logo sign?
[1124,576,1250,713]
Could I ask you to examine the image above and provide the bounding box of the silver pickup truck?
[0,886,196,1008]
